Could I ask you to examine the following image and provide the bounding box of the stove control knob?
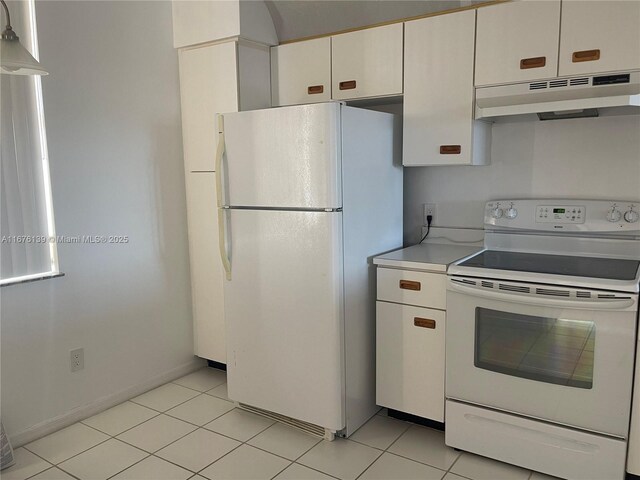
[624,208,639,223]
[506,207,518,219]
[491,207,504,219]
[606,206,622,223]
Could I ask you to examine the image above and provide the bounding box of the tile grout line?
[103,451,154,480]
[23,433,113,470]
[81,410,162,438]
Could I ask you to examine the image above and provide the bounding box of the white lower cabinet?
[376,299,445,422]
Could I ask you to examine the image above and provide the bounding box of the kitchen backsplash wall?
[404,114,640,244]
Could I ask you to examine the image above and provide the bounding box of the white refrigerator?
[216,102,402,437]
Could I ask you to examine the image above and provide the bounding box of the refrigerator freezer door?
[224,209,345,431]
[222,103,342,209]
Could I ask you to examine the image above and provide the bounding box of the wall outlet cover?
[70,348,84,372]
[423,203,437,225]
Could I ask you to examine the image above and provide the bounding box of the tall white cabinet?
[174,1,275,363]
[178,41,271,363]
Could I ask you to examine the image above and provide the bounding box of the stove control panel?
[485,199,640,232]
[536,205,585,224]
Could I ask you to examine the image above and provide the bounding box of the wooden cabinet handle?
[440,145,461,155]
[572,49,600,63]
[414,317,436,329]
[307,85,324,95]
[399,280,421,291]
[339,80,357,90]
[520,56,546,69]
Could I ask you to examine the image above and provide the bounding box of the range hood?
[475,71,640,121]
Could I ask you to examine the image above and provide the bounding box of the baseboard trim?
[10,358,205,448]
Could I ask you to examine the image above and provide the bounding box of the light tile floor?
[4,367,561,480]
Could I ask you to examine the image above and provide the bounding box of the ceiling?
[264,0,479,42]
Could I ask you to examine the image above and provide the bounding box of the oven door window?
[475,308,594,389]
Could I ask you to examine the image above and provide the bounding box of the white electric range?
[444,199,640,480]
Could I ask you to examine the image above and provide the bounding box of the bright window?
[0,0,58,285]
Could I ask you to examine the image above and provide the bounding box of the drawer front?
[376,302,445,421]
[377,267,446,309]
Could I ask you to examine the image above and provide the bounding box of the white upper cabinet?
[271,38,332,107]
[475,0,561,86]
[558,0,640,77]
[404,10,490,166]
[179,43,239,172]
[172,0,277,48]
[331,24,403,100]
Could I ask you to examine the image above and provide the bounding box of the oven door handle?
[448,280,636,310]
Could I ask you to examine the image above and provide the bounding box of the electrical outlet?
[423,203,437,225]
[70,348,84,372]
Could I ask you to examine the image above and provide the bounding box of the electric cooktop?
[459,250,640,281]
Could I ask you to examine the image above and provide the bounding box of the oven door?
[446,276,638,438]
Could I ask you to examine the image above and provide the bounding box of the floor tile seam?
[380,423,410,454]
[13,446,56,476]
[203,390,229,400]
[290,435,323,463]
[377,450,451,476]
[52,439,148,479]
[21,463,81,480]
[268,459,294,480]
[224,416,278,445]
[291,461,343,480]
[352,449,384,480]
[163,402,238,429]
[23,434,112,468]
[347,436,396,453]
[382,449,459,472]
[114,422,200,457]
[148,452,202,475]
[240,437,304,464]
[171,379,226,395]
[128,390,206,414]
[192,441,246,476]
[103,452,154,480]
[80,411,162,438]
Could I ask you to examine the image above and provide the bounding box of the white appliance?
[475,70,640,120]
[445,199,640,480]
[215,102,402,438]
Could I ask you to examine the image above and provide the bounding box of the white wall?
[0,1,198,442]
[404,115,640,244]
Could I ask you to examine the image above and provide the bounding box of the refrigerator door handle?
[216,114,232,281]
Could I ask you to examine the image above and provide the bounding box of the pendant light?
[1,0,47,75]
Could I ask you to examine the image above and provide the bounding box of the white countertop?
[373,243,483,273]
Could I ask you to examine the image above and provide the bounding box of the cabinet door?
[179,43,239,172]
[403,10,490,166]
[332,24,403,100]
[271,38,332,106]
[376,301,445,422]
[559,1,640,77]
[475,1,561,86]
[185,173,225,363]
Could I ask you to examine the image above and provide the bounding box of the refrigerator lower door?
[224,209,345,431]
